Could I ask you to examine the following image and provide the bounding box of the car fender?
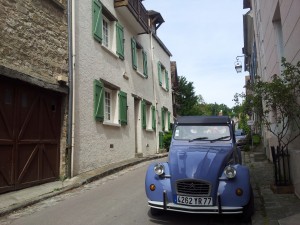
[145,162,172,202]
[218,164,251,206]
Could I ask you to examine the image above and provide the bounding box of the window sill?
[146,128,154,132]
[103,121,121,127]
[160,86,169,92]
[136,70,147,79]
[101,45,119,59]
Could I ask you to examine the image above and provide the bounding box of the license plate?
[177,195,213,206]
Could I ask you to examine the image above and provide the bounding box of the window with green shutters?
[157,61,169,91]
[158,61,162,86]
[142,101,156,131]
[161,107,166,131]
[141,100,146,129]
[142,50,148,77]
[165,71,169,91]
[94,79,104,121]
[116,22,124,60]
[93,79,127,126]
[131,38,137,70]
[92,0,103,43]
[131,37,148,78]
[119,91,127,125]
[92,0,124,60]
[152,105,156,130]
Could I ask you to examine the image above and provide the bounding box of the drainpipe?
[150,30,159,154]
[67,0,75,178]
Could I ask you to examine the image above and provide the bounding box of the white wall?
[73,0,173,175]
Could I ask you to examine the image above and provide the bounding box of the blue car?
[145,116,254,221]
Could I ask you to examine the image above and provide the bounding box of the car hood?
[169,144,233,186]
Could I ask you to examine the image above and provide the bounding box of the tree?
[177,76,199,115]
[242,59,300,150]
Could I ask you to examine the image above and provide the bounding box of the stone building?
[0,0,68,193]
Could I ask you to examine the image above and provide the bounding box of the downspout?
[150,30,159,154]
[67,0,75,178]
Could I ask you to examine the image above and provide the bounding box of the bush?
[252,134,261,145]
[163,131,172,152]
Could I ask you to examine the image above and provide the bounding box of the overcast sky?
[143,0,249,108]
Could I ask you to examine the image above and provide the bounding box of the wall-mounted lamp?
[234,55,244,73]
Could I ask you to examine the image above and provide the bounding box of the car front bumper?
[148,200,243,214]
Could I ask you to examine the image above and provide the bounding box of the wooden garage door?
[0,77,61,194]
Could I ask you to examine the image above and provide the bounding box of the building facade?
[0,0,69,193]
[243,0,300,196]
[71,0,173,175]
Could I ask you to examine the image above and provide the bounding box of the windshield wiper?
[189,137,208,142]
[210,136,231,143]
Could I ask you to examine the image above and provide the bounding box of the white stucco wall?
[251,0,300,192]
[72,0,173,175]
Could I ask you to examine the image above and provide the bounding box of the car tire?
[242,186,254,222]
[150,207,163,216]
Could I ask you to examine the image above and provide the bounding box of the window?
[131,38,148,77]
[93,79,127,125]
[102,17,109,48]
[141,100,155,130]
[161,107,170,131]
[92,0,124,59]
[157,61,169,91]
[104,89,112,121]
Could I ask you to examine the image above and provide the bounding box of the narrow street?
[0,159,250,225]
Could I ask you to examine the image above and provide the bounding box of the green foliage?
[252,134,261,145]
[237,58,300,149]
[176,76,236,117]
[177,76,200,115]
[163,131,172,151]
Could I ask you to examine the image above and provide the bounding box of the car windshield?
[174,125,231,141]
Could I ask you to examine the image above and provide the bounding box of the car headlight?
[154,163,165,176]
[224,165,237,179]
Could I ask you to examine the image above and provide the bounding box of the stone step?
[254,152,267,162]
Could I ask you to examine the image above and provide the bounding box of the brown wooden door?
[0,77,61,193]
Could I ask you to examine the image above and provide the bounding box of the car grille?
[176,180,211,196]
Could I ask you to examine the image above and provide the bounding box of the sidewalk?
[0,153,168,217]
[244,145,300,225]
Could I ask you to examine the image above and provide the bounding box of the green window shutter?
[161,107,165,131]
[141,100,146,129]
[165,71,169,91]
[151,105,156,130]
[119,91,127,125]
[92,0,102,43]
[157,61,162,86]
[116,22,124,60]
[142,50,148,77]
[94,79,104,121]
[131,38,137,70]
[159,131,164,149]
[168,111,171,130]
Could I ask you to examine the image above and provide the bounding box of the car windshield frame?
[173,124,232,141]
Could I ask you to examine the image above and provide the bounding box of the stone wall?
[0,0,68,87]
[0,0,69,178]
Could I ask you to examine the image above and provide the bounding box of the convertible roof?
[175,116,231,125]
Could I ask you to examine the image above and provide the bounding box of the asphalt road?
[1,159,250,225]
